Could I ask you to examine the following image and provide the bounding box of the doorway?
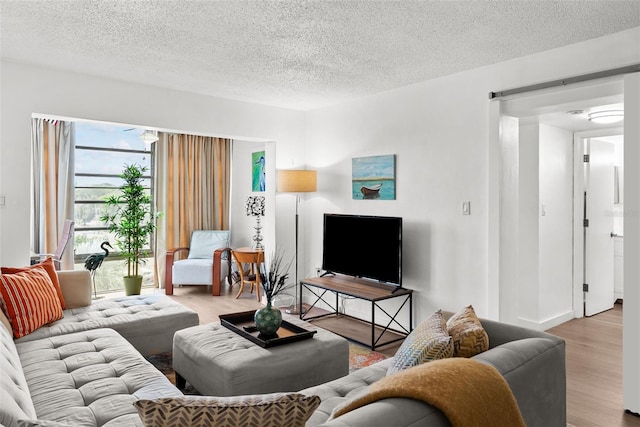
[492,77,625,326]
[577,130,624,317]
[489,71,640,416]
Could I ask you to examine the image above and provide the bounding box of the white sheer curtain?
[31,118,75,269]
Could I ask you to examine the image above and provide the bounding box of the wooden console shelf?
[299,274,413,350]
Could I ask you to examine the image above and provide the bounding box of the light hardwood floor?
[548,303,640,427]
[160,285,639,426]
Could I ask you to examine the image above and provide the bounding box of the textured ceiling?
[1,1,639,111]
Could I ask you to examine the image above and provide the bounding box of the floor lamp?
[277,169,317,315]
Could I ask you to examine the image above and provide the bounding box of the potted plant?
[101,163,157,296]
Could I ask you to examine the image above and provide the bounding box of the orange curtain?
[154,133,231,288]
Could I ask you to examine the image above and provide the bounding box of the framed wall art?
[352,154,396,200]
[252,151,266,192]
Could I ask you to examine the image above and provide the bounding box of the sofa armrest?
[473,337,566,427]
[57,270,92,309]
[316,398,450,427]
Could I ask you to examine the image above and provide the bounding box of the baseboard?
[518,310,575,331]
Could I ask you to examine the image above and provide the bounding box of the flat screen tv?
[322,213,402,286]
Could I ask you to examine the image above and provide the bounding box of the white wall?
[305,27,640,325]
[623,72,640,414]
[518,123,540,324]
[305,70,491,324]
[0,62,304,268]
[498,114,520,323]
[538,124,574,327]
[500,122,573,330]
[231,140,276,252]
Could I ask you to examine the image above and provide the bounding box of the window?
[74,122,155,292]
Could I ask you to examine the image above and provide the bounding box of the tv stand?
[299,274,413,350]
[319,270,335,278]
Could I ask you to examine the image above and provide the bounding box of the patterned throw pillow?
[446,305,489,357]
[0,267,64,338]
[387,309,453,375]
[134,393,321,427]
[2,256,66,309]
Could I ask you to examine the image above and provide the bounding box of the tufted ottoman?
[9,327,182,426]
[173,316,350,396]
[15,294,199,356]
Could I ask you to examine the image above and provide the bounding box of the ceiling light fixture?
[140,130,159,143]
[587,110,624,124]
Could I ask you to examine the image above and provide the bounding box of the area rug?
[347,342,387,372]
[145,342,387,394]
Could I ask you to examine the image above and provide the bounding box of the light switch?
[0,195,5,208]
[462,201,470,215]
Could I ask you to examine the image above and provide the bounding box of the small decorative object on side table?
[245,195,265,250]
[254,249,293,336]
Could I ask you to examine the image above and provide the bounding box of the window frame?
[73,142,155,263]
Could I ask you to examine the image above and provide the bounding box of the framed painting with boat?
[351,154,396,200]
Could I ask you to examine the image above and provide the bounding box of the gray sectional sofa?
[1,270,198,427]
[303,316,566,427]
[1,269,566,427]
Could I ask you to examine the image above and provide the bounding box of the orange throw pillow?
[1,257,66,309]
[0,268,64,338]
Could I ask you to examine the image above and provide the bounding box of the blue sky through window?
[75,121,151,178]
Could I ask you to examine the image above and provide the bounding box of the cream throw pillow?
[134,393,321,427]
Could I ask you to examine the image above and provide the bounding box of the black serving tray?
[219,310,317,348]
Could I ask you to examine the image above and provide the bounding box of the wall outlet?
[0,195,5,208]
[315,267,321,277]
[462,201,471,215]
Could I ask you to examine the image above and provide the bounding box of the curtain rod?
[488,64,640,99]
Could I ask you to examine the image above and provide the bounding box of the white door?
[584,138,616,316]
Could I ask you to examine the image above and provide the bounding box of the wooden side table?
[232,247,264,301]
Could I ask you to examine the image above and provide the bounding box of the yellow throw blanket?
[331,358,526,427]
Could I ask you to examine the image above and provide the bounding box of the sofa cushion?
[0,301,11,332]
[387,309,453,375]
[172,258,230,285]
[17,420,72,427]
[187,230,230,260]
[300,358,391,426]
[2,257,66,309]
[134,393,320,427]
[16,327,182,426]
[447,305,489,357]
[14,294,199,356]
[56,270,92,309]
[0,322,38,427]
[0,268,63,338]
